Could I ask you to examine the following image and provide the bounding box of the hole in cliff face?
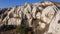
[9,13,13,18]
[58,20,60,24]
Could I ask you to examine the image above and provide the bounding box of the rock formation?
[0,1,60,34]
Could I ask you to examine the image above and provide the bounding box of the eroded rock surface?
[0,1,60,34]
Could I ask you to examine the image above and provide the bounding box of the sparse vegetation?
[16,25,27,34]
[0,25,16,31]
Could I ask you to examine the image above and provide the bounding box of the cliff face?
[0,1,60,34]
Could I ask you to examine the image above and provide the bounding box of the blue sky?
[0,0,60,8]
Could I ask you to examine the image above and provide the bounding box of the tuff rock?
[0,1,60,34]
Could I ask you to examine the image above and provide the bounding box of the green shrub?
[16,25,27,34]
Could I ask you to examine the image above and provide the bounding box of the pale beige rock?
[2,7,16,23]
[41,6,56,24]
[0,1,60,34]
[36,12,41,19]
[38,7,43,11]
[8,18,21,25]
[32,6,37,18]
[39,22,46,29]
[44,1,54,6]
[47,10,60,34]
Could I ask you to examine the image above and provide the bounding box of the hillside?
[0,1,60,34]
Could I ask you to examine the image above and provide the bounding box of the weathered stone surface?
[0,1,60,34]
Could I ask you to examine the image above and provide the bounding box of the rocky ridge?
[0,1,60,34]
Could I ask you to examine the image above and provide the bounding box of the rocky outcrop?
[0,1,60,34]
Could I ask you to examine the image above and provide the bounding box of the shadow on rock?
[0,25,16,32]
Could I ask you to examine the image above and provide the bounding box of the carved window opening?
[58,20,60,24]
